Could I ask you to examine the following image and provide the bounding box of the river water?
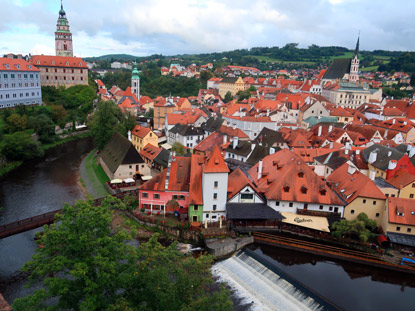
[0,137,93,302]
[1,138,415,310]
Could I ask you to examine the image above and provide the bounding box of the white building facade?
[0,57,42,109]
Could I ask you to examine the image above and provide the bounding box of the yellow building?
[386,171,415,199]
[218,77,245,99]
[327,163,386,224]
[131,125,158,152]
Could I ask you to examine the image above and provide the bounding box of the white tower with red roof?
[202,147,230,222]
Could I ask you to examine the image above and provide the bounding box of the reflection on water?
[0,137,93,303]
[249,244,415,311]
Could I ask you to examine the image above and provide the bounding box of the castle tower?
[349,36,360,83]
[131,61,140,100]
[55,1,73,57]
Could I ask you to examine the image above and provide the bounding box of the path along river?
[0,137,415,310]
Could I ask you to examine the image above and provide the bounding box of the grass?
[361,66,379,72]
[84,149,110,198]
[250,55,316,65]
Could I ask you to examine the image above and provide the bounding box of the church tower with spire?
[131,61,140,100]
[349,36,360,83]
[55,1,73,57]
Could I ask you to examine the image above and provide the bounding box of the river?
[1,138,415,310]
[0,137,94,302]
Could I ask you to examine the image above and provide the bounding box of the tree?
[0,131,44,161]
[88,101,127,150]
[29,114,56,144]
[12,198,232,311]
[172,142,186,156]
[224,91,233,103]
[331,212,376,243]
[51,104,67,127]
[5,113,27,132]
[199,70,213,87]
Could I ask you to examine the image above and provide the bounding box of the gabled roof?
[0,58,39,72]
[100,132,144,174]
[218,125,249,139]
[189,154,205,205]
[247,144,271,165]
[201,116,224,133]
[30,55,88,68]
[386,169,415,189]
[327,163,386,203]
[248,149,344,205]
[140,143,162,161]
[322,58,351,80]
[254,127,286,147]
[227,168,258,200]
[387,197,415,226]
[226,203,283,220]
[203,146,230,173]
[132,125,151,138]
[226,140,252,157]
[362,144,406,171]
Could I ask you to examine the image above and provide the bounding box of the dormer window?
[66,61,69,65]
[5,64,9,69]
[37,60,40,64]
[320,189,326,196]
[28,65,31,70]
[298,172,304,178]
[283,186,290,193]
[51,61,55,65]
[301,186,308,194]
[16,64,20,69]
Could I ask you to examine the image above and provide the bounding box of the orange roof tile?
[327,163,386,203]
[203,146,229,173]
[139,143,162,161]
[0,58,39,72]
[30,55,88,68]
[132,125,151,138]
[387,197,415,226]
[189,154,205,205]
[227,168,258,200]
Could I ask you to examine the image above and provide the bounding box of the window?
[396,226,401,231]
[376,213,380,218]
[213,193,217,199]
[289,202,293,207]
[241,193,254,200]
[412,183,415,188]
[142,192,148,198]
[407,228,412,233]
[212,215,217,219]
[194,205,198,211]
[206,214,209,218]
[410,194,414,199]
[363,199,366,204]
[214,181,218,188]
[213,205,217,211]
[298,172,304,178]
[319,205,323,210]
[329,206,333,211]
[283,186,290,193]
[129,165,132,169]
[173,195,178,200]
[179,195,185,201]
[301,186,307,194]
[275,201,280,206]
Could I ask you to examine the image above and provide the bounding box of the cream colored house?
[381,197,415,236]
[218,77,245,99]
[131,125,158,152]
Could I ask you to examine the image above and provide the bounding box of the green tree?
[5,113,27,132]
[331,212,376,243]
[30,114,56,144]
[12,198,232,311]
[224,91,233,103]
[199,70,213,87]
[172,142,186,156]
[50,104,67,128]
[88,101,127,150]
[0,131,44,161]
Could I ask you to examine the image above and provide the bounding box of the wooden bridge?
[0,210,62,239]
[0,190,139,240]
[254,232,415,274]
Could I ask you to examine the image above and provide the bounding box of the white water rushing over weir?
[212,251,324,311]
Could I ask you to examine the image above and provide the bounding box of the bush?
[140,207,145,212]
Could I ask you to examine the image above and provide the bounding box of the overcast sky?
[1,0,414,58]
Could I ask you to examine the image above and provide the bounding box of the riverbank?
[0,131,92,178]
[79,149,109,199]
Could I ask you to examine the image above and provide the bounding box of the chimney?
[369,170,376,181]
[409,148,415,158]
[251,143,256,151]
[267,109,270,117]
[345,149,349,155]
[330,142,334,149]
[388,151,392,157]
[233,136,238,149]
[348,165,356,175]
[128,130,132,142]
[392,119,396,124]
[258,160,263,180]
[388,160,397,170]
[223,135,227,145]
[356,149,360,155]
[270,147,275,155]
[328,125,333,133]
[318,125,322,137]
[368,151,377,164]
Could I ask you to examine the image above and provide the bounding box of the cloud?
[0,0,414,57]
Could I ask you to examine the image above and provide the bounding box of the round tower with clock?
[55,1,73,57]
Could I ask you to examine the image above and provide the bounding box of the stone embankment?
[205,236,254,259]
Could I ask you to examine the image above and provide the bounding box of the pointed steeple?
[354,34,360,57]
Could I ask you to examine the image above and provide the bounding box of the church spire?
[354,33,360,57]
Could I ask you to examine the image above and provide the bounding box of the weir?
[212,249,340,311]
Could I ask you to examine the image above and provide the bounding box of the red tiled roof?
[386,169,415,189]
[189,154,205,205]
[139,143,162,161]
[119,97,135,109]
[194,132,227,154]
[248,149,344,205]
[203,146,229,173]
[327,163,386,203]
[132,125,151,138]
[227,168,258,200]
[0,58,39,72]
[218,125,249,139]
[30,55,88,68]
[387,197,415,226]
[96,79,105,87]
